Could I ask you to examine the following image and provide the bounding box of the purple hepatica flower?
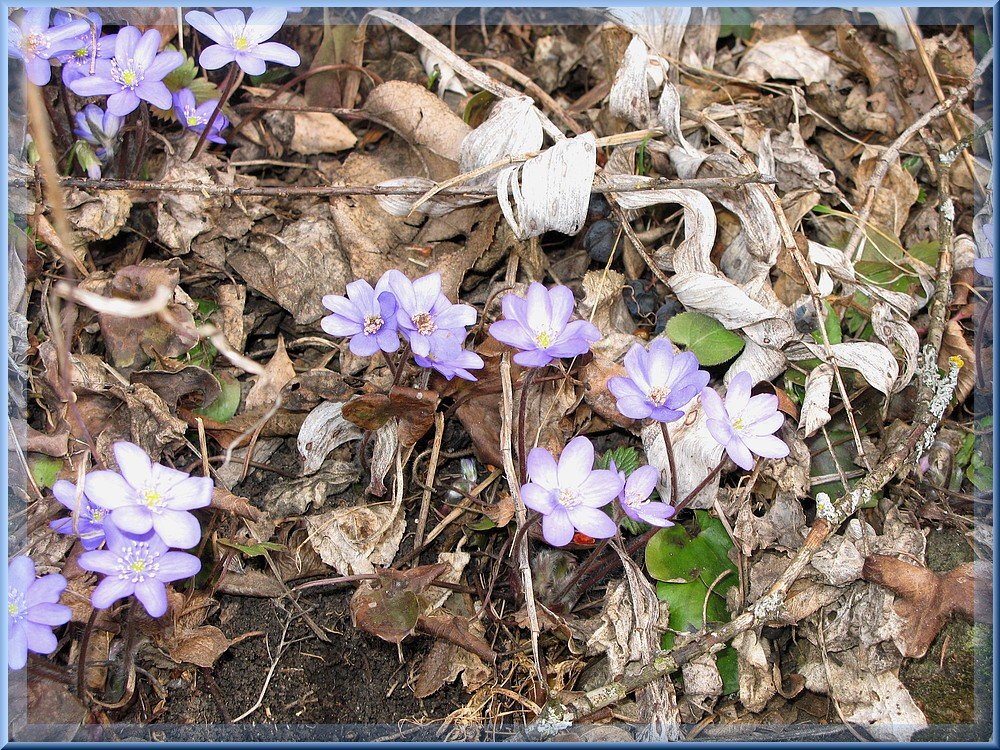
[77,520,201,618]
[8,8,90,86]
[84,441,213,550]
[50,479,108,551]
[383,270,478,358]
[414,331,484,381]
[8,556,71,671]
[173,88,229,145]
[489,282,601,368]
[607,338,709,423]
[611,462,676,527]
[185,8,301,76]
[69,26,183,117]
[521,436,623,547]
[321,276,400,356]
[74,104,123,163]
[53,11,117,87]
[700,371,789,471]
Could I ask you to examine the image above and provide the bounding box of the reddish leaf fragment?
[862,555,992,658]
[342,385,439,446]
[350,564,451,645]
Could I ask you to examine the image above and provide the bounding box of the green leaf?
[597,446,640,475]
[162,47,198,91]
[29,455,64,489]
[715,645,740,694]
[665,312,745,367]
[194,372,241,423]
[810,300,842,346]
[718,7,754,39]
[646,510,736,588]
[218,540,285,557]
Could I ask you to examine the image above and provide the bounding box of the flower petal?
[520,483,556,514]
[27,574,67,607]
[724,371,753,414]
[513,348,554,367]
[254,41,300,68]
[199,44,235,70]
[213,8,249,37]
[567,506,618,539]
[435,303,477,330]
[84,470,136,510]
[68,73,119,98]
[114,25,140,63]
[109,505,153,536]
[741,434,790,460]
[547,285,576,330]
[699,386,727,423]
[113,441,152,489]
[152,510,203,549]
[136,80,172,109]
[24,621,58,656]
[8,624,27,670]
[541,509,575,547]
[622,343,652,392]
[106,90,140,117]
[725,437,755,471]
[8,556,36,591]
[577,470,622,508]
[184,11,230,45]
[134,579,168,617]
[163,475,213,511]
[524,283,552,332]
[244,7,286,42]
[27,602,71,627]
[556,436,595,491]
[646,339,676,386]
[131,28,160,70]
[157,551,203,581]
[525,447,558,489]
[489,319,535,351]
[143,50,184,82]
[91,575,134,610]
[77,550,119,576]
[500,293,531,330]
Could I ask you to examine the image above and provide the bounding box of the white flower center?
[111,60,142,89]
[411,312,437,336]
[534,329,555,349]
[8,588,26,623]
[648,386,670,407]
[184,107,206,127]
[232,35,255,52]
[557,489,580,509]
[141,489,163,509]
[731,417,746,433]
[363,315,384,335]
[20,33,48,59]
[623,490,647,509]
[116,542,161,584]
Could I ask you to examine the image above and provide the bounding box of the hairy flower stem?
[76,606,101,703]
[659,421,679,505]
[191,66,243,159]
[128,103,150,180]
[551,536,612,611]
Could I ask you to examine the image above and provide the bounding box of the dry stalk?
[414,411,445,547]
[499,353,546,693]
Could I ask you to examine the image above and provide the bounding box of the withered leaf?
[862,555,991,658]
[342,385,439,446]
[131,365,221,410]
[349,564,450,645]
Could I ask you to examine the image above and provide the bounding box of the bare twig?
[231,614,294,722]
[499,353,546,693]
[414,411,445,547]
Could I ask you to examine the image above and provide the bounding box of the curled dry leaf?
[374,177,482,217]
[459,96,544,187]
[305,498,405,576]
[862,555,991,658]
[609,35,655,128]
[342,385,440,447]
[350,563,450,644]
[297,400,363,476]
[798,363,834,437]
[64,188,131,247]
[131,365,221,411]
[497,132,597,240]
[262,463,360,519]
[787,340,899,397]
[737,33,832,85]
[245,336,296,412]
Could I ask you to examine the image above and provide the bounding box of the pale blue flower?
[521,436,622,547]
[8,556,71,670]
[701,371,789,471]
[321,276,400,357]
[608,338,709,422]
[185,8,300,76]
[8,7,90,86]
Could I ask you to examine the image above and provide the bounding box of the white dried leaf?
[642,404,723,510]
[670,272,774,329]
[497,132,597,240]
[373,177,481,217]
[657,80,702,162]
[737,33,832,85]
[367,420,397,497]
[615,186,717,273]
[606,7,691,58]
[418,46,467,97]
[870,301,919,392]
[733,630,775,713]
[304,501,405,576]
[609,36,654,128]
[787,340,899,396]
[297,401,363,475]
[799,363,834,437]
[459,96,544,187]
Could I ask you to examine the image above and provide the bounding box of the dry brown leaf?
[862,555,990,658]
[246,336,297,412]
[938,319,975,407]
